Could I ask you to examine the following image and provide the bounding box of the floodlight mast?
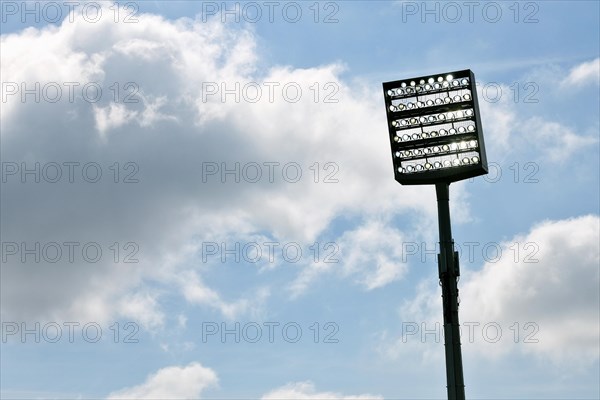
[382,69,488,400]
[436,181,465,400]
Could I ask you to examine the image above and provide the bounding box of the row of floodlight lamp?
[395,140,479,159]
[391,109,474,128]
[399,155,481,174]
[389,93,472,112]
[393,124,476,143]
[386,75,470,98]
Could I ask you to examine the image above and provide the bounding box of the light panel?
[383,69,488,185]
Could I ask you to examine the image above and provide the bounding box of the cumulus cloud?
[1,3,435,327]
[460,214,600,364]
[107,362,217,399]
[261,381,382,400]
[5,2,591,337]
[386,215,600,367]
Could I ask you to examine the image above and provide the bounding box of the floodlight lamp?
[383,69,488,185]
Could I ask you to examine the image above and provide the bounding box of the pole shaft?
[435,183,465,400]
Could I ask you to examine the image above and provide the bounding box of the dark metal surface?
[436,182,466,400]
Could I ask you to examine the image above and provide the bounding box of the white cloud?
[561,58,600,87]
[107,362,217,400]
[117,291,165,330]
[288,216,440,297]
[261,381,382,400]
[476,81,597,164]
[460,214,600,364]
[180,271,270,320]
[520,117,598,162]
[387,215,600,367]
[339,221,408,290]
[12,2,591,331]
[94,102,138,136]
[477,84,517,154]
[1,2,439,326]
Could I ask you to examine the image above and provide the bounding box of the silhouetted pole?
[435,182,465,400]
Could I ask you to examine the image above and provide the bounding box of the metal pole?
[435,182,465,400]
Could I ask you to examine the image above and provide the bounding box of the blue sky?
[1,1,599,399]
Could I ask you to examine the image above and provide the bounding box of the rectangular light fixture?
[383,69,488,185]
